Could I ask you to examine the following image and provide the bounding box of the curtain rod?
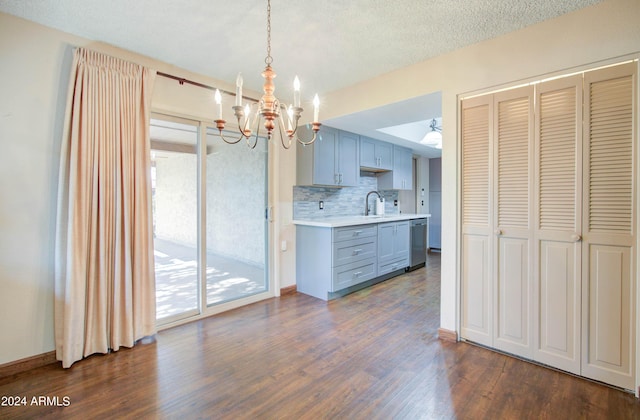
[157,71,257,103]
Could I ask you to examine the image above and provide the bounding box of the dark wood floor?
[2,254,640,419]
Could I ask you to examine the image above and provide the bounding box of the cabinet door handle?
[353,230,363,235]
[353,271,362,277]
[571,233,582,242]
[353,249,362,255]
[495,229,503,236]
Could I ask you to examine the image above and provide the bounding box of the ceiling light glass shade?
[420,129,442,148]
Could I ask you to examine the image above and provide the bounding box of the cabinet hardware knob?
[571,234,582,242]
[495,229,503,236]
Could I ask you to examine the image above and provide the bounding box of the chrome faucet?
[365,191,382,216]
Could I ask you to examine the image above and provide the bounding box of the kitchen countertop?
[293,213,431,228]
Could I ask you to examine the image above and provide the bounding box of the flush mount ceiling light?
[213,0,321,149]
[420,118,442,149]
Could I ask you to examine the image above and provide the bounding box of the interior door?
[493,86,534,359]
[533,75,582,374]
[581,63,636,390]
[460,95,493,346]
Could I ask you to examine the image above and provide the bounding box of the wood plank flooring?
[2,254,640,419]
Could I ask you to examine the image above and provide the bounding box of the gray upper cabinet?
[297,126,359,187]
[337,131,359,187]
[360,137,393,171]
[378,145,413,190]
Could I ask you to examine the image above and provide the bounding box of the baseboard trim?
[438,328,458,343]
[280,285,297,296]
[0,351,58,378]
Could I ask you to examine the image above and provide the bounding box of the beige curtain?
[55,48,157,368]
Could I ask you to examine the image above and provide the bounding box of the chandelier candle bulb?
[293,76,301,107]
[235,73,243,106]
[214,89,223,120]
[287,105,293,131]
[313,94,320,122]
[244,104,251,130]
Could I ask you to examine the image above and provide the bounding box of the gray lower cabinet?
[296,221,411,300]
[296,224,377,300]
[377,221,410,275]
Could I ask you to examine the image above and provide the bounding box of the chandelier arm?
[246,118,260,149]
[219,131,245,144]
[215,120,245,144]
[295,127,318,146]
[276,117,293,149]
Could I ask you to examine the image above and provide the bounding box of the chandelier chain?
[265,0,272,65]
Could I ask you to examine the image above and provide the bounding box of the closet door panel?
[462,233,491,342]
[496,237,529,353]
[582,63,636,390]
[584,244,633,388]
[533,76,582,374]
[461,95,493,346]
[538,240,580,373]
[493,87,534,358]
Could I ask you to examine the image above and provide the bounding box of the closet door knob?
[495,229,503,236]
[571,234,582,242]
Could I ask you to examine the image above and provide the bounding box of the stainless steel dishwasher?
[408,217,428,271]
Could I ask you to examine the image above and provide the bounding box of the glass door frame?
[151,111,273,329]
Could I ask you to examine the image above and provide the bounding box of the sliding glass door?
[150,117,200,322]
[150,115,269,325]
[205,128,268,306]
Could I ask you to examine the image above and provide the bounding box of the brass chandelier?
[213,0,321,149]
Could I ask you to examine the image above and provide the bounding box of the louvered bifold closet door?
[493,86,534,358]
[533,76,582,375]
[581,63,636,390]
[461,95,493,346]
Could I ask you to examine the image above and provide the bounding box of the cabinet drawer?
[333,224,377,242]
[378,257,409,276]
[333,238,377,266]
[331,258,377,292]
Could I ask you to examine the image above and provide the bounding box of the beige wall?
[317,0,640,334]
[0,12,271,365]
[1,0,639,366]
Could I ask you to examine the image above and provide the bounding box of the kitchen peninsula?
[294,214,430,300]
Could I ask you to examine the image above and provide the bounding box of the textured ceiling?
[0,0,602,156]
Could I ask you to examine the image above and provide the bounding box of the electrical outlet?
[319,200,324,210]
[394,199,398,206]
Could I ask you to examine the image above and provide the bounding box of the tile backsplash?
[293,173,399,219]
